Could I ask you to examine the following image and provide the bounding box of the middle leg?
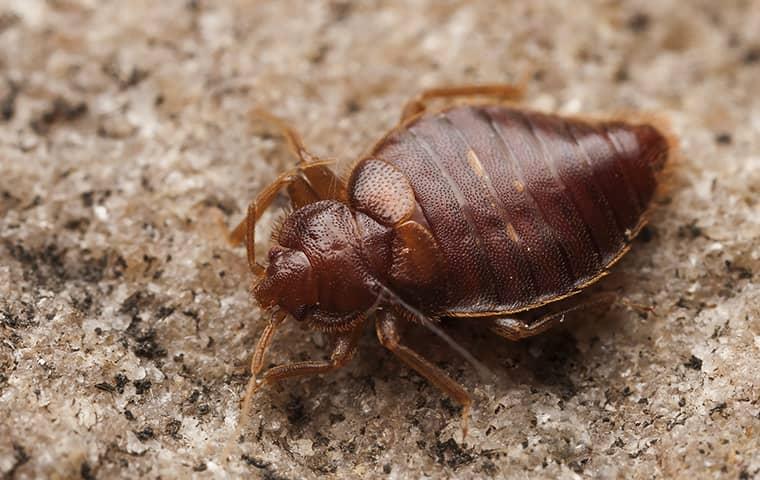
[376,312,473,437]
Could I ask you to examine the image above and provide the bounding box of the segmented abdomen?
[350,105,669,315]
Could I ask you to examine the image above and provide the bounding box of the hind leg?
[400,83,525,123]
[489,292,617,341]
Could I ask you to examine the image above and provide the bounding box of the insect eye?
[268,246,287,262]
[291,304,308,321]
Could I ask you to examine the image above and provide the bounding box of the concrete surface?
[1,1,758,478]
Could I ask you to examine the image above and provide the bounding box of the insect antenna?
[373,283,495,382]
[221,308,288,463]
[244,201,267,278]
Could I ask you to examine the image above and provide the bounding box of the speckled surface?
[1,1,758,479]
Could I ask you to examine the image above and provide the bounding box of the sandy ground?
[1,1,758,479]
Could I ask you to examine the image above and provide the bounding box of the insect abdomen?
[350,105,670,315]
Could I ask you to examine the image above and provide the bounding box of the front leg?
[259,326,363,384]
[226,159,340,276]
[238,325,362,437]
[224,323,363,461]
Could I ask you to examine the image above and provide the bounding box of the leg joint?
[375,316,400,349]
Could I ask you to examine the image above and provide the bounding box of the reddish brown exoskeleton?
[226,84,674,439]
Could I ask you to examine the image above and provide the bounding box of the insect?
[226,84,673,437]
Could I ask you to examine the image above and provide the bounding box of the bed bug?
[226,84,673,439]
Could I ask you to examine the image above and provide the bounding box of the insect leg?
[489,292,617,341]
[250,108,316,165]
[250,109,348,202]
[224,320,362,462]
[227,159,344,275]
[400,83,525,123]
[376,313,473,438]
[289,161,348,205]
[228,169,301,275]
[258,325,363,383]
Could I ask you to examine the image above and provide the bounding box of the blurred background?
[1,1,758,478]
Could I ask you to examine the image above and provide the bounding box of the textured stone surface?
[1,1,758,478]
